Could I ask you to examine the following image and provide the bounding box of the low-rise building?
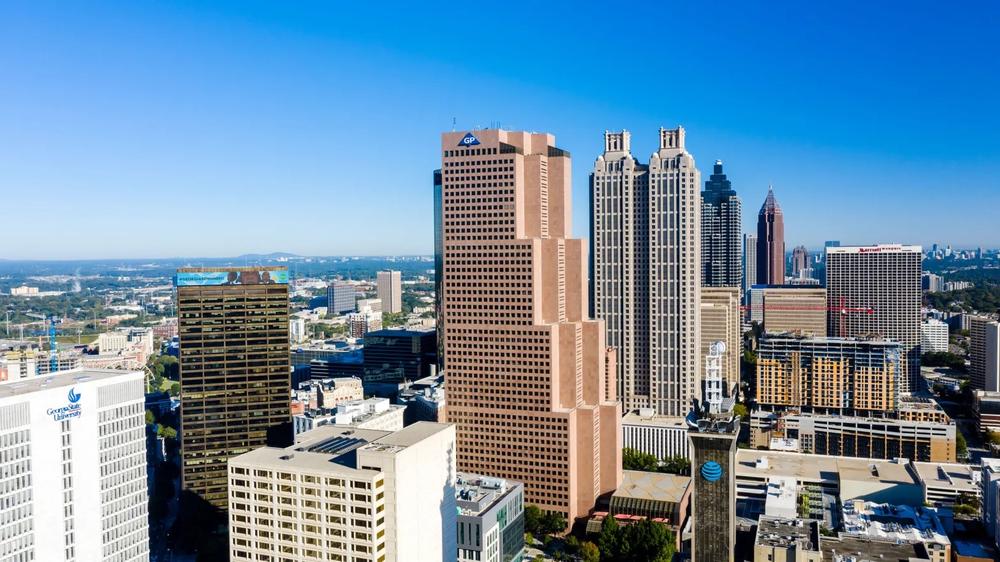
[455,473,525,562]
[398,374,446,424]
[229,423,457,562]
[839,501,950,562]
[921,319,950,354]
[753,516,822,562]
[622,409,689,460]
[751,410,956,463]
[975,391,1000,435]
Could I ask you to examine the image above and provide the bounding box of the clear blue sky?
[2,1,998,259]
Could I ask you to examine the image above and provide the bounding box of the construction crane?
[48,315,60,372]
[741,296,874,338]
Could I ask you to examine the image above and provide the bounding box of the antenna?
[452,117,456,132]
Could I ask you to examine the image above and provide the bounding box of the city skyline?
[3,2,999,259]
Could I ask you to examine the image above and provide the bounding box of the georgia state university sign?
[47,387,82,422]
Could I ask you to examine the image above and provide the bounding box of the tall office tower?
[176,267,291,509]
[377,270,403,313]
[701,287,741,389]
[327,281,356,314]
[971,316,1000,391]
[791,245,809,276]
[590,128,701,416]
[826,245,922,392]
[0,368,149,561]
[442,129,621,522]
[434,169,445,371]
[688,345,738,562]
[701,160,742,288]
[229,423,457,562]
[755,187,785,285]
[747,286,828,336]
[742,233,757,302]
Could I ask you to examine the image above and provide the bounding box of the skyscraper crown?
[760,186,782,214]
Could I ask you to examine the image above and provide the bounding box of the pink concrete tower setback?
[440,129,622,523]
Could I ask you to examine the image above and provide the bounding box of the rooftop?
[755,516,819,550]
[613,470,690,504]
[456,472,521,517]
[0,367,141,400]
[840,501,949,546]
[621,411,688,428]
[736,450,919,488]
[233,422,451,473]
[821,535,929,562]
[911,462,979,492]
[366,328,435,338]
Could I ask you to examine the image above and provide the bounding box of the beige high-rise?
[748,286,828,337]
[590,128,701,416]
[441,129,622,523]
[701,287,741,390]
[377,270,402,313]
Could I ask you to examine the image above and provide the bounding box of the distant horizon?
[1,242,996,263]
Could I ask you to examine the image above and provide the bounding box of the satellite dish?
[711,341,727,354]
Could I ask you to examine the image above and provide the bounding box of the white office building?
[0,368,149,562]
[922,319,950,354]
[622,409,690,460]
[229,422,457,562]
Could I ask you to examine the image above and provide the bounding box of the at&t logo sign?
[47,387,82,422]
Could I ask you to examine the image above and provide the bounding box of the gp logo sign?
[47,387,82,422]
[458,133,480,147]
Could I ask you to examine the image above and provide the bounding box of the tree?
[145,409,155,425]
[597,516,621,560]
[957,432,968,458]
[622,448,659,472]
[541,511,567,535]
[169,382,181,397]
[598,517,673,562]
[524,505,543,535]
[660,456,690,475]
[733,403,749,421]
[987,431,1000,447]
[580,541,600,562]
[157,425,177,440]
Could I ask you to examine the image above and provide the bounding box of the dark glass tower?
[701,160,742,289]
[433,169,444,373]
[176,267,291,509]
[756,186,786,285]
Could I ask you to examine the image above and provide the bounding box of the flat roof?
[820,535,928,562]
[613,470,690,504]
[755,516,818,550]
[826,244,922,254]
[0,368,141,400]
[736,450,919,487]
[232,422,451,474]
[366,328,435,337]
[911,462,978,491]
[621,413,688,428]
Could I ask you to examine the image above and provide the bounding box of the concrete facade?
[590,128,701,417]
[826,245,922,392]
[441,129,622,523]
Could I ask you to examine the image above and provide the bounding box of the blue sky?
[2,1,998,259]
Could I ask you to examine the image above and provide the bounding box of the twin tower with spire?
[590,127,786,419]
